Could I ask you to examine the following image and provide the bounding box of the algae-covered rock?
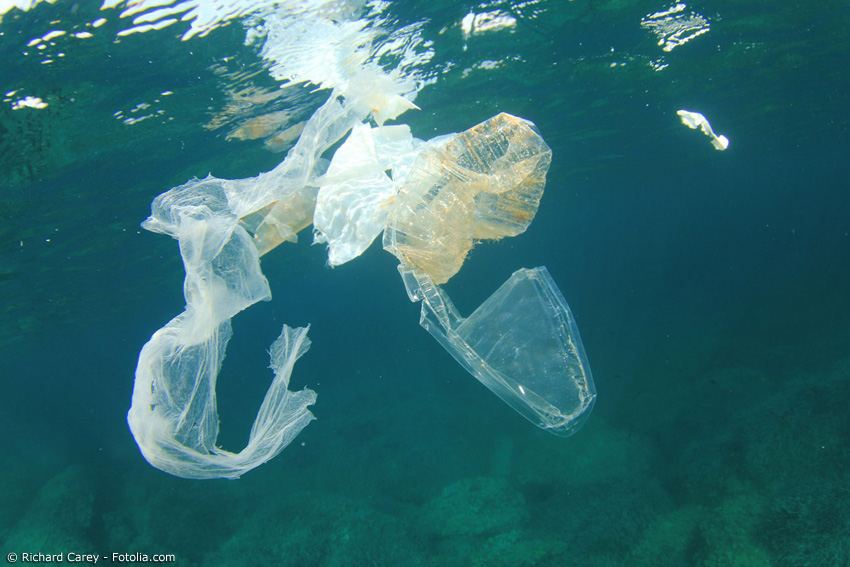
[1,465,95,553]
[516,418,653,487]
[471,530,567,567]
[419,477,528,538]
[628,505,704,567]
[100,477,241,564]
[203,490,425,567]
[740,360,850,486]
[0,469,34,544]
[629,489,772,567]
[759,480,850,567]
[693,492,771,567]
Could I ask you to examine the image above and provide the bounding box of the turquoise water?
[2,0,850,564]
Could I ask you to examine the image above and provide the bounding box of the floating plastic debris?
[677,109,729,150]
[132,74,596,478]
[128,3,594,480]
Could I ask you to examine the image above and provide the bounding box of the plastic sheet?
[312,123,420,266]
[383,113,551,284]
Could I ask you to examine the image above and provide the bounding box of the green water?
[1,0,849,565]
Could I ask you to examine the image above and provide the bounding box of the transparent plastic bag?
[129,83,374,479]
[400,266,596,436]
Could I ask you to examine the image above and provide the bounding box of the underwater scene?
[1,0,849,564]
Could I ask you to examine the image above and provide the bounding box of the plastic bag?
[379,113,595,434]
[129,188,317,478]
[129,80,382,478]
[399,266,596,436]
[383,113,551,285]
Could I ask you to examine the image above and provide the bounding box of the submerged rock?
[419,476,528,538]
[1,465,95,553]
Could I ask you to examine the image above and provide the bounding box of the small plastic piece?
[677,109,729,151]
